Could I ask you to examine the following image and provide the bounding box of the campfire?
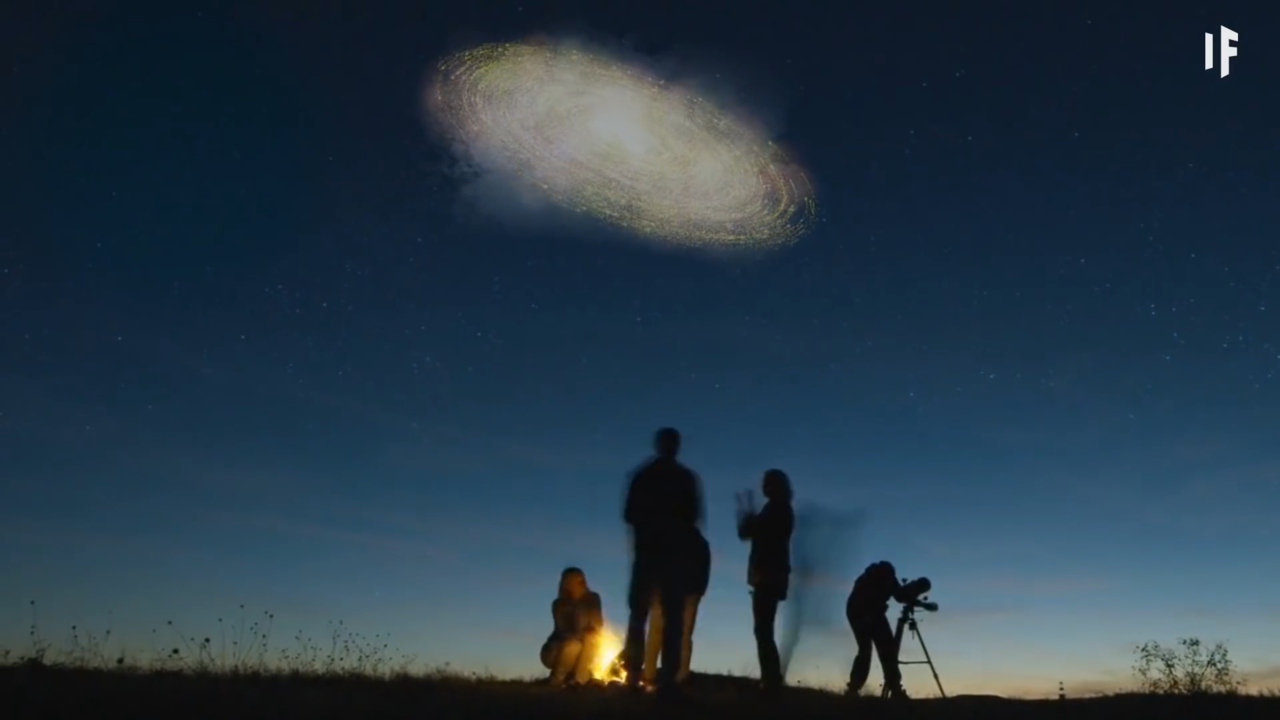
[591,625,626,684]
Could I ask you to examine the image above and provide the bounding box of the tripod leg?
[882,614,908,698]
[912,626,946,699]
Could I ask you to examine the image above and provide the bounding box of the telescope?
[890,576,945,699]
[897,577,939,613]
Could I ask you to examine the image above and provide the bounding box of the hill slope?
[5,665,1276,719]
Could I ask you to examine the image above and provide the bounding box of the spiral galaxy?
[427,41,816,249]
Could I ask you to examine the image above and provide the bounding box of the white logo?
[1204,25,1239,78]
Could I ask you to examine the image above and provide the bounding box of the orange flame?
[591,625,626,683]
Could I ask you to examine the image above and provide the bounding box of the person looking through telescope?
[844,560,931,699]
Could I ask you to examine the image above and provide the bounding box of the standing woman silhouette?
[736,469,795,691]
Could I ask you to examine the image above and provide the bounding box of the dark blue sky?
[3,0,1278,697]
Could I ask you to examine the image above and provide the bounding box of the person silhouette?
[539,567,604,687]
[845,560,923,698]
[736,468,795,691]
[622,427,705,695]
[641,524,711,686]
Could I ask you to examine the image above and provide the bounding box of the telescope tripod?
[882,603,946,699]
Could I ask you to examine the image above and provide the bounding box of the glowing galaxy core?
[428,41,817,248]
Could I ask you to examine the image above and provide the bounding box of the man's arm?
[669,467,701,529]
[693,471,706,528]
[623,469,640,527]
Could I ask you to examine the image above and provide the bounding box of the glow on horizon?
[4,607,1275,700]
[5,468,1278,699]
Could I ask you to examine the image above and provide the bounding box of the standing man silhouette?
[622,427,705,696]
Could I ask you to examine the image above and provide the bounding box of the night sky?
[3,0,1278,698]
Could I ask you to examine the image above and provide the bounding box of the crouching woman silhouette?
[540,566,604,686]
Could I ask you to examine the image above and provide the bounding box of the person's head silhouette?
[558,566,589,600]
[762,468,793,503]
[653,427,681,459]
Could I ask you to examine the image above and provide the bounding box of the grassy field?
[5,663,1279,720]
[5,606,1274,719]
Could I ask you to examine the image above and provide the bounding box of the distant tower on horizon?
[1058,681,1066,700]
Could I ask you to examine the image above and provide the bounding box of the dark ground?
[5,665,1277,719]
